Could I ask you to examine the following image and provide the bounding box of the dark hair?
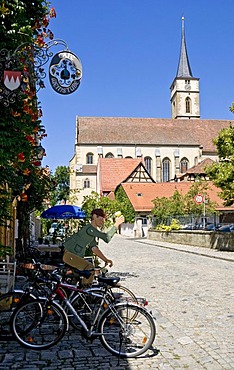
[91,208,106,218]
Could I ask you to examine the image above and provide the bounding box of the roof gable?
[123,162,155,184]
[98,158,142,193]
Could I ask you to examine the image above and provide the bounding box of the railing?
[0,257,16,293]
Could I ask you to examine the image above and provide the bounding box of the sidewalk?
[134,237,234,263]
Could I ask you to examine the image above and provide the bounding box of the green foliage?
[151,190,186,223]
[184,182,217,215]
[151,182,217,224]
[115,186,136,223]
[50,166,70,205]
[0,1,56,249]
[156,218,181,232]
[206,125,234,206]
[81,191,129,227]
[0,243,12,258]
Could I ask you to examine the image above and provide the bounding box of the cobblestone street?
[0,235,233,369]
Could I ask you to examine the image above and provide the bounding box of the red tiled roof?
[81,165,97,174]
[186,158,214,174]
[120,182,232,212]
[76,117,233,152]
[98,158,142,192]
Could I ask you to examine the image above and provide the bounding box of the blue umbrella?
[40,205,86,219]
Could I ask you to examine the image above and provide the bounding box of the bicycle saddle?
[97,276,120,287]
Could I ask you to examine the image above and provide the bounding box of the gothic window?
[144,156,152,175]
[86,152,93,164]
[185,97,191,113]
[180,158,189,173]
[84,178,90,188]
[162,158,171,182]
[105,152,114,158]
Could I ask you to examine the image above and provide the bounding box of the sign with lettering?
[194,194,204,204]
[49,51,82,95]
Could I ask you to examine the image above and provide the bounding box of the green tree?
[151,190,185,224]
[50,166,70,205]
[115,186,135,223]
[0,1,56,255]
[81,191,122,226]
[184,181,217,215]
[206,125,234,206]
[151,183,217,226]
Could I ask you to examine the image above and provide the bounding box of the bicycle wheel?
[0,290,35,340]
[109,285,138,304]
[98,302,156,358]
[10,298,68,350]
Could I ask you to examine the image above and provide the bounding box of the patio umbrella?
[40,205,86,219]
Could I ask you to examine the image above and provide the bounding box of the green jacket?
[63,224,117,258]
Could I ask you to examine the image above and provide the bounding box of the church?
[69,18,232,210]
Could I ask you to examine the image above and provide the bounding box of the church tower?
[170,17,200,119]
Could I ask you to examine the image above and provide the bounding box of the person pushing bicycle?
[63,208,124,285]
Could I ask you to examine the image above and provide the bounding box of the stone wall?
[148,229,234,251]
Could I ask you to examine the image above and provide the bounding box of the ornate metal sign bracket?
[0,39,82,106]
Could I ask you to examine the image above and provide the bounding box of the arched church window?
[185,97,191,113]
[84,178,90,188]
[162,158,171,182]
[86,152,93,164]
[144,156,152,175]
[105,152,114,158]
[180,158,189,173]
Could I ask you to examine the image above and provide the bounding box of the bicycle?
[0,261,57,339]
[10,270,156,358]
[61,256,141,306]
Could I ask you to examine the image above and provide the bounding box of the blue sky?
[38,0,234,172]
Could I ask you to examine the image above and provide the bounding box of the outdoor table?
[37,244,61,253]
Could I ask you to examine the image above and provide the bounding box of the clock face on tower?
[185,84,191,91]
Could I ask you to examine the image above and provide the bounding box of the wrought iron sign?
[49,50,82,94]
[0,39,82,106]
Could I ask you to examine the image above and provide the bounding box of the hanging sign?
[49,50,82,95]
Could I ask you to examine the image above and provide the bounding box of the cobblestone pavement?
[0,235,234,369]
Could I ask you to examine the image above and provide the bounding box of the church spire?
[176,17,193,78]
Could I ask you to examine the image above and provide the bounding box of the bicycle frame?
[52,281,126,339]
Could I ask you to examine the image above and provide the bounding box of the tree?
[0,1,56,255]
[115,186,135,223]
[81,191,122,226]
[206,125,234,206]
[151,182,217,226]
[151,190,185,225]
[50,166,70,205]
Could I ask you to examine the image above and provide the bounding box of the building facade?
[69,19,232,206]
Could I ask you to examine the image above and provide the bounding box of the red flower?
[49,7,56,18]
[23,168,31,176]
[21,193,28,202]
[25,135,36,145]
[12,111,21,117]
[42,16,49,27]
[17,152,25,162]
[31,160,41,167]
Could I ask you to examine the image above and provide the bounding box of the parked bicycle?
[10,269,156,358]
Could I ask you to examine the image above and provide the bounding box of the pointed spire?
[176,17,193,78]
